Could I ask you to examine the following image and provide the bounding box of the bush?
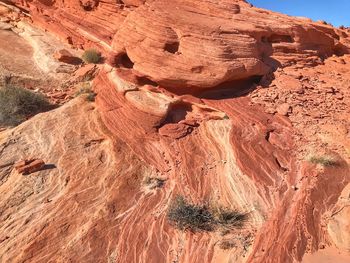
[86,92,96,102]
[75,83,96,102]
[0,86,50,126]
[81,49,101,64]
[167,196,247,232]
[219,240,236,250]
[214,207,247,228]
[307,155,338,166]
[167,196,214,232]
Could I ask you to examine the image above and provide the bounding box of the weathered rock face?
[1,0,350,263]
[9,0,350,88]
[328,184,350,252]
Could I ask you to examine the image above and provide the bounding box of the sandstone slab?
[14,159,45,175]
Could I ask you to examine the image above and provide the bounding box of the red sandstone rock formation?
[0,1,349,263]
[53,49,82,64]
[14,159,45,175]
[9,0,350,88]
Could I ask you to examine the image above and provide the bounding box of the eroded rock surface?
[0,0,350,263]
[9,0,350,89]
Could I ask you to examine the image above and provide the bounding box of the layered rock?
[1,63,348,262]
[1,0,350,263]
[9,0,350,89]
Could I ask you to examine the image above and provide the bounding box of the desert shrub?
[223,114,230,120]
[214,207,247,229]
[0,86,50,126]
[75,83,96,102]
[81,49,101,64]
[167,196,247,232]
[219,240,236,250]
[86,92,96,102]
[167,196,214,232]
[307,155,338,166]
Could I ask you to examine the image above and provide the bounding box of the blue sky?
[248,0,350,27]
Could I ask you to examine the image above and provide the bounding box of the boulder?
[70,64,98,83]
[14,159,45,175]
[277,103,292,116]
[53,49,82,65]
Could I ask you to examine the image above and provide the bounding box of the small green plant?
[167,196,247,232]
[0,86,50,126]
[81,49,101,64]
[75,83,96,102]
[307,155,338,166]
[86,92,96,102]
[223,114,230,120]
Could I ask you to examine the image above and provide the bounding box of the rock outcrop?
[53,49,82,65]
[9,0,350,89]
[0,0,349,263]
